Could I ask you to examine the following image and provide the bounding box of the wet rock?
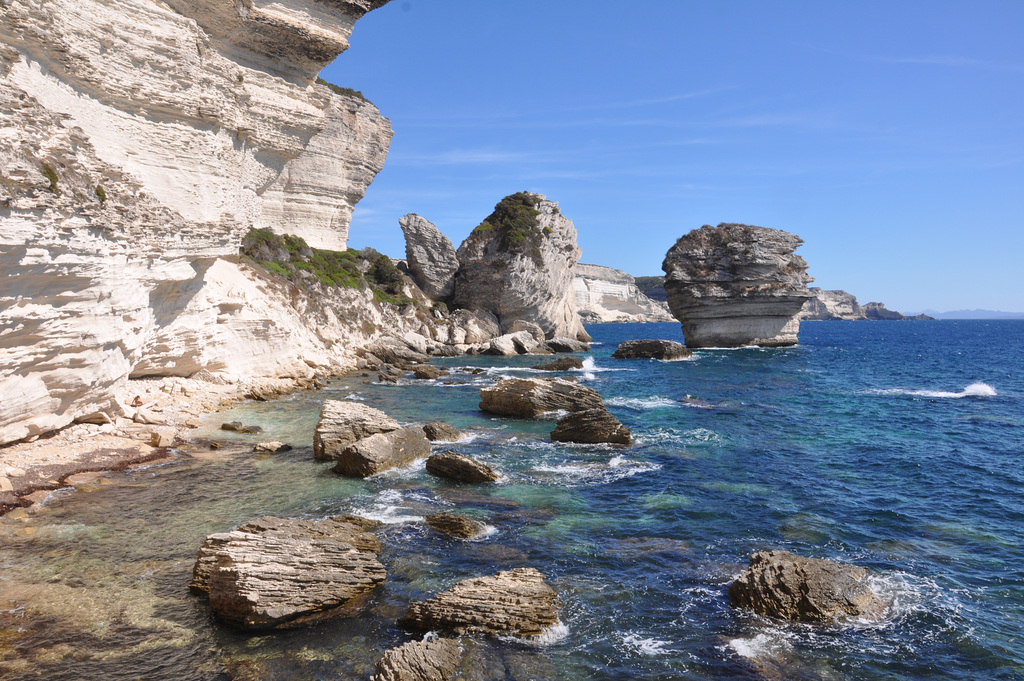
[402,568,559,637]
[332,427,431,477]
[254,441,292,453]
[550,408,632,445]
[191,515,385,630]
[729,549,886,622]
[220,421,264,434]
[531,356,584,371]
[426,513,488,539]
[372,636,462,681]
[426,451,498,483]
[422,422,463,442]
[611,339,692,360]
[412,365,451,380]
[543,337,591,353]
[479,378,604,418]
[313,400,400,461]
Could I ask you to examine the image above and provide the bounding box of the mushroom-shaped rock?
[190,515,385,630]
[372,636,463,681]
[332,427,431,477]
[531,357,584,371]
[662,223,814,348]
[422,422,463,442]
[426,513,488,539]
[611,339,692,360]
[550,408,632,445]
[399,213,460,301]
[426,451,499,483]
[314,400,400,461]
[480,378,604,418]
[729,550,886,623]
[402,568,559,637]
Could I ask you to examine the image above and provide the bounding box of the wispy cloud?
[804,45,1024,73]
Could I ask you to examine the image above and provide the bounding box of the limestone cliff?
[451,192,589,341]
[0,0,392,444]
[662,223,813,348]
[399,214,459,301]
[799,288,866,321]
[573,264,674,323]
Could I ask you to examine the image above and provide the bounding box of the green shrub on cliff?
[240,228,412,305]
[470,191,546,266]
[315,77,368,103]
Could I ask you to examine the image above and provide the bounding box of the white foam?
[621,632,674,656]
[634,427,724,446]
[532,458,661,486]
[530,621,570,646]
[351,489,425,525]
[871,381,997,399]
[344,392,366,401]
[605,395,680,410]
[727,632,792,659]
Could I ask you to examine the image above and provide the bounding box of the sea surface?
[1,320,1022,680]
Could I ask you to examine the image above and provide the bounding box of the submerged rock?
[426,451,499,483]
[313,400,400,461]
[531,357,584,371]
[426,513,488,539]
[372,636,463,681]
[544,336,592,353]
[332,426,431,477]
[191,515,385,630]
[399,213,460,301]
[452,192,589,341]
[662,223,813,348]
[479,378,604,418]
[402,568,559,637]
[412,365,451,380]
[729,549,886,622]
[550,408,632,445]
[422,422,463,442]
[611,339,691,360]
[253,441,292,453]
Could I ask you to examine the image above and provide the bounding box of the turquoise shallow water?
[1,320,1022,679]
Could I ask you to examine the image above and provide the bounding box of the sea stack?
[452,192,590,341]
[661,223,813,348]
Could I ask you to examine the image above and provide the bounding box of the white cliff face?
[573,264,674,323]
[0,0,392,444]
[452,194,589,341]
[799,288,867,321]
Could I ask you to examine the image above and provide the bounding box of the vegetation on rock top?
[469,191,548,266]
[240,228,411,305]
[315,77,368,103]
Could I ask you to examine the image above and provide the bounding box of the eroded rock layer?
[574,263,674,323]
[662,223,813,348]
[0,0,393,444]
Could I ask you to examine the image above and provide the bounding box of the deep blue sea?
[1,320,1022,680]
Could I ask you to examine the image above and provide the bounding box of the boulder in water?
[550,408,632,445]
[422,422,463,442]
[426,512,488,539]
[611,339,691,360]
[729,549,886,622]
[401,567,559,637]
[426,451,498,483]
[531,356,584,371]
[479,378,603,417]
[332,426,431,477]
[313,400,400,461]
[544,337,591,353]
[372,636,463,681]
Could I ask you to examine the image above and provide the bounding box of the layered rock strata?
[729,550,886,623]
[191,515,385,630]
[402,568,559,637]
[426,512,488,539]
[372,637,463,681]
[479,378,604,418]
[662,224,813,348]
[399,214,459,300]
[451,193,589,341]
[332,426,431,477]
[799,288,866,321]
[574,264,674,323]
[0,0,393,444]
[426,451,499,483]
[422,422,463,442]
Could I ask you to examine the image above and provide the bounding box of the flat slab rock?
[333,426,431,477]
[479,378,604,418]
[729,549,886,623]
[402,567,559,637]
[372,636,462,681]
[550,408,632,445]
[314,400,400,461]
[531,356,584,371]
[611,339,692,360]
[191,515,385,630]
[426,451,498,483]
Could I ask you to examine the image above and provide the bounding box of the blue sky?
[321,0,1024,313]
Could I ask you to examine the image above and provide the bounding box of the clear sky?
[320,0,1024,313]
